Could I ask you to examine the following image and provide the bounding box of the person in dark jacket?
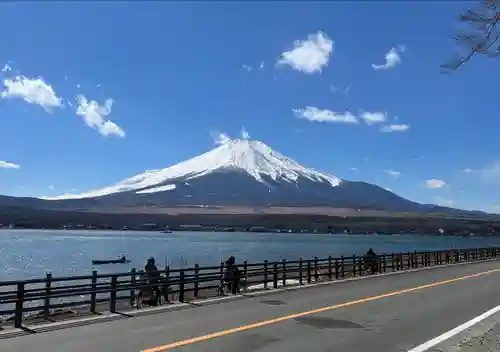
[145,257,161,305]
[364,248,378,274]
[223,256,241,293]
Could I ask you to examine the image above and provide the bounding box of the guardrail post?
[273,262,278,289]
[219,261,224,288]
[307,260,312,284]
[194,264,199,298]
[341,256,345,278]
[299,258,303,285]
[407,252,411,269]
[352,255,357,277]
[110,276,117,313]
[282,259,287,286]
[179,269,185,302]
[314,257,319,281]
[400,253,404,270]
[328,256,332,280]
[43,272,52,320]
[90,270,97,313]
[382,254,387,272]
[164,266,170,302]
[243,261,248,289]
[335,259,339,279]
[263,260,268,289]
[413,251,417,268]
[391,253,396,271]
[129,268,136,307]
[14,282,25,328]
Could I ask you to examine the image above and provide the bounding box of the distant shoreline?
[1,207,500,236]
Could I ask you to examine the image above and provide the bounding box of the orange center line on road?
[142,267,500,352]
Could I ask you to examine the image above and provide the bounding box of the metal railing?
[1,247,498,328]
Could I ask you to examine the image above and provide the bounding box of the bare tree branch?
[442,0,500,72]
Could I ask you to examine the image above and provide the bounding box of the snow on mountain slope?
[44,139,341,200]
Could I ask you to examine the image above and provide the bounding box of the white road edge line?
[408,304,500,352]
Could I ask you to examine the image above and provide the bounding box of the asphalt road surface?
[3,260,500,352]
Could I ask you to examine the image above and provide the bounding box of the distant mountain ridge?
[0,139,494,218]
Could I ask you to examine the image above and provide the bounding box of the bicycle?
[216,279,246,296]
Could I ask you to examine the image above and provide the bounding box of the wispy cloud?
[330,84,352,95]
[211,131,231,145]
[360,111,387,125]
[242,64,253,72]
[0,160,20,169]
[463,168,475,173]
[75,95,125,137]
[241,127,250,140]
[350,167,358,171]
[425,179,447,189]
[372,47,403,71]
[380,124,410,133]
[384,169,401,178]
[293,107,358,124]
[1,75,62,112]
[48,184,55,190]
[1,64,11,73]
[277,31,333,74]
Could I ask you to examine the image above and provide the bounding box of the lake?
[1,229,499,282]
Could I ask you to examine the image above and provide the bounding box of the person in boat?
[364,248,378,274]
[144,257,161,305]
[223,256,242,293]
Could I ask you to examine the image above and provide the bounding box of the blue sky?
[0,1,498,212]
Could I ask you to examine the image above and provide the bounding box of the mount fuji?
[23,139,452,214]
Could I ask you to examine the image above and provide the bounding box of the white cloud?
[1,75,62,112]
[350,167,358,171]
[360,111,387,125]
[293,107,358,124]
[0,161,20,169]
[277,31,333,74]
[259,61,265,70]
[211,131,231,145]
[380,124,410,133]
[76,84,81,89]
[385,187,392,192]
[425,179,447,189]
[384,169,401,178]
[434,196,454,207]
[1,64,11,72]
[48,184,55,190]
[372,47,402,70]
[75,95,125,137]
[463,168,474,173]
[241,127,250,140]
[242,64,252,72]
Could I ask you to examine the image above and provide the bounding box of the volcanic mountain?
[31,139,455,214]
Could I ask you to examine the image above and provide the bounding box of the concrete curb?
[1,257,499,339]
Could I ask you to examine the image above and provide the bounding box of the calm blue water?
[0,230,498,281]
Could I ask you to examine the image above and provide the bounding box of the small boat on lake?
[92,256,131,265]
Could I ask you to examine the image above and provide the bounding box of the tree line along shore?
[1,207,499,235]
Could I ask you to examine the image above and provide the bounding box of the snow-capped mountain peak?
[44,139,341,200]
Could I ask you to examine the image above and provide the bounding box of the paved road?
[3,260,500,352]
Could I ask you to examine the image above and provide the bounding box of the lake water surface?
[1,230,499,281]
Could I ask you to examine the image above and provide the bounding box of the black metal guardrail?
[1,247,498,328]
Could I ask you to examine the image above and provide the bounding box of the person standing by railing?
[145,257,161,305]
[223,256,242,294]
